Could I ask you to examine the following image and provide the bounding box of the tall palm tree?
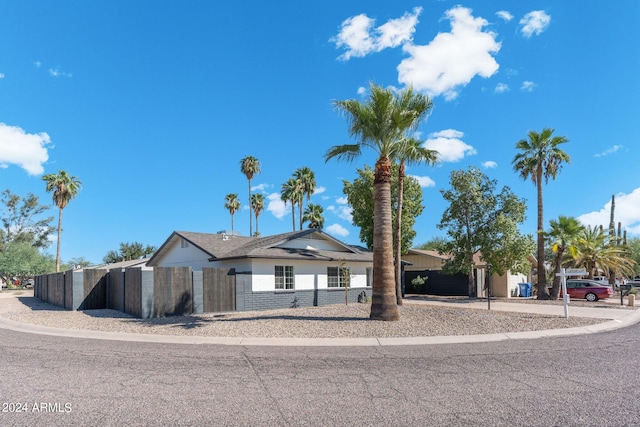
[569,225,635,280]
[224,193,241,235]
[325,83,432,321]
[250,193,265,237]
[512,128,570,299]
[294,167,316,230]
[391,136,438,305]
[42,170,82,272]
[546,216,583,299]
[303,203,324,229]
[281,178,302,232]
[240,156,260,237]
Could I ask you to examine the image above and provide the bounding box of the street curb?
[2,305,639,347]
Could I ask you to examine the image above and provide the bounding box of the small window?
[366,267,373,287]
[328,266,350,288]
[275,265,294,290]
[180,238,189,248]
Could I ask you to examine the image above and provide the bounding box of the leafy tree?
[391,136,438,304]
[626,237,640,277]
[512,128,570,299]
[224,194,241,235]
[67,256,93,269]
[1,189,54,251]
[281,177,302,232]
[250,193,265,236]
[42,170,82,272]
[343,164,423,255]
[103,242,156,264]
[438,167,533,297]
[415,236,449,251]
[0,242,55,285]
[302,203,324,229]
[240,156,261,237]
[568,225,635,279]
[546,216,583,299]
[326,83,431,321]
[294,167,316,230]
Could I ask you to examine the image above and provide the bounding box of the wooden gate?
[202,268,235,312]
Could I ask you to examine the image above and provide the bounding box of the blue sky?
[1,1,639,264]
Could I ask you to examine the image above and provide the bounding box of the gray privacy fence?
[34,267,370,318]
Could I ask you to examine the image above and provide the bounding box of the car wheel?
[585,292,598,302]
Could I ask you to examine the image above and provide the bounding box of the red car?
[554,279,613,301]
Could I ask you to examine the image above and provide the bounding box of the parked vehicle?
[552,279,613,302]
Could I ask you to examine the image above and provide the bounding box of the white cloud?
[0,123,50,175]
[332,7,422,61]
[496,11,513,22]
[520,11,551,38]
[594,145,623,158]
[357,86,367,96]
[327,204,353,222]
[495,83,509,93]
[251,183,270,192]
[410,175,435,188]
[266,193,289,219]
[326,223,349,237]
[577,189,640,236]
[49,68,72,78]
[0,73,5,79]
[482,161,497,169]
[521,81,536,92]
[313,186,326,195]
[423,129,476,162]
[397,6,501,100]
[336,196,348,205]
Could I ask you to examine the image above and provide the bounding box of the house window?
[328,266,350,288]
[275,266,294,290]
[366,267,372,287]
[180,238,189,248]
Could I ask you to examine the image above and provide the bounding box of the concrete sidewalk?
[2,292,640,346]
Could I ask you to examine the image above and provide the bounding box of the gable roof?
[407,248,487,267]
[147,229,372,266]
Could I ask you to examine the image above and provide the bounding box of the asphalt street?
[2,322,639,426]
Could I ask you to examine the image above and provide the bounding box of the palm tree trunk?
[291,202,296,232]
[394,162,405,305]
[536,167,550,299]
[550,250,563,299]
[248,180,253,237]
[370,157,400,321]
[231,214,235,235]
[56,207,62,272]
[299,202,304,231]
[255,214,259,236]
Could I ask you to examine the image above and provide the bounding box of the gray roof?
[148,229,372,265]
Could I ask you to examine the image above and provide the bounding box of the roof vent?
[305,245,318,251]
[222,234,229,241]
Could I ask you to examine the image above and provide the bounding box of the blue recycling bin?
[518,283,532,298]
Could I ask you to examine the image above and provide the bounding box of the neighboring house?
[402,249,529,298]
[147,228,373,311]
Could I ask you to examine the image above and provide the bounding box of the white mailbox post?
[556,268,587,318]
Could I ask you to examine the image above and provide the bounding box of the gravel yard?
[1,290,621,339]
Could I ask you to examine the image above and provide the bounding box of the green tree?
[415,237,449,251]
[546,216,584,299]
[512,128,570,299]
[240,156,261,237]
[568,225,635,279]
[626,237,640,277]
[302,203,324,229]
[281,178,303,232]
[438,167,533,297]
[326,83,431,321]
[103,242,156,264]
[67,257,93,269]
[391,136,438,304]
[224,193,241,235]
[42,170,82,272]
[294,167,316,230]
[0,242,56,285]
[343,164,423,255]
[250,193,265,236]
[1,189,54,251]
